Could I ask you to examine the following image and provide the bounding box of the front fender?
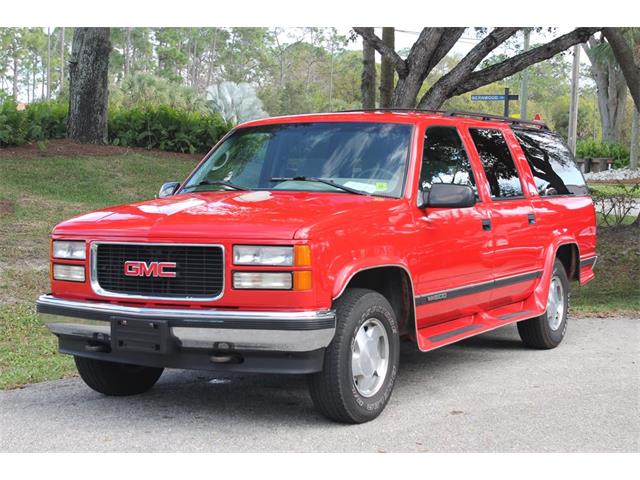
[329,256,413,300]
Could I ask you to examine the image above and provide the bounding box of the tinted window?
[420,126,477,195]
[182,122,413,197]
[514,129,588,196]
[470,128,523,199]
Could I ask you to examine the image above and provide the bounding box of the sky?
[340,27,591,66]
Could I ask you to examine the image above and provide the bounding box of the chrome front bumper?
[37,294,336,353]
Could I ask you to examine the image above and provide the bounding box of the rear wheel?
[74,356,164,396]
[308,288,400,424]
[517,259,569,349]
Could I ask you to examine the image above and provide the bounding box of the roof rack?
[336,108,549,130]
[443,110,548,130]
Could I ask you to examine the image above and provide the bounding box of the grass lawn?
[0,151,195,388]
[0,150,638,389]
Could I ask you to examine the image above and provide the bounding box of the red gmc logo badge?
[123,261,177,278]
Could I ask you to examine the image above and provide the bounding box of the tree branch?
[418,27,519,108]
[353,26,407,76]
[416,28,465,79]
[449,27,601,98]
[603,27,640,111]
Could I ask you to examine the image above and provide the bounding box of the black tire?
[517,259,569,349]
[74,356,164,396]
[308,288,400,424]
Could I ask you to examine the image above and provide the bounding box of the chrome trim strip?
[37,294,334,323]
[90,241,225,302]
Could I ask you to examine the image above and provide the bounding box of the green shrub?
[109,104,231,154]
[576,139,630,168]
[23,100,68,142]
[0,97,231,154]
[0,97,67,147]
[0,96,27,147]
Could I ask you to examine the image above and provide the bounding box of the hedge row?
[0,98,232,154]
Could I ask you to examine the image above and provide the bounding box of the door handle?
[482,218,492,231]
[527,213,536,225]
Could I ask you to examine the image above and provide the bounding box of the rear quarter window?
[513,129,589,196]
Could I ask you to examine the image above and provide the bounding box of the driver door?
[411,125,494,327]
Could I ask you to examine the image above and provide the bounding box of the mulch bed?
[0,200,15,216]
[0,139,204,161]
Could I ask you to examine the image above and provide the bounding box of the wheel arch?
[333,264,416,337]
[555,242,580,282]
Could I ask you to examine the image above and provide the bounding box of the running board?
[416,307,540,352]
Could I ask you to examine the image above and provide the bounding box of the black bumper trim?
[58,334,325,374]
[579,256,597,268]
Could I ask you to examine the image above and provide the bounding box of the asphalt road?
[1,316,638,452]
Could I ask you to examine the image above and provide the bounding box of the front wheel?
[308,288,400,424]
[517,259,569,349]
[74,356,164,396]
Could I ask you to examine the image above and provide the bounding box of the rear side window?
[513,129,588,196]
[469,128,523,199]
[420,126,477,195]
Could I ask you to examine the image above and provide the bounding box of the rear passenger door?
[467,127,545,306]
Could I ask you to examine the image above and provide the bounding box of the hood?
[52,190,399,240]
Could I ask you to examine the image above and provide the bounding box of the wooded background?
[0,27,638,162]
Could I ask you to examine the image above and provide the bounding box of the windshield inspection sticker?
[375,182,388,191]
[343,181,377,194]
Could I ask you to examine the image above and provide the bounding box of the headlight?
[233,272,292,290]
[233,245,293,266]
[52,240,86,260]
[53,264,85,282]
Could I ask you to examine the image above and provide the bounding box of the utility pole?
[504,87,510,117]
[568,44,581,155]
[520,28,531,120]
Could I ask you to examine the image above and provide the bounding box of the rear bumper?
[37,294,335,374]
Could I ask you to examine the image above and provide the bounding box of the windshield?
[181,122,413,197]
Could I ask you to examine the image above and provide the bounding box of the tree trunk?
[12,54,19,101]
[603,28,640,112]
[584,38,628,143]
[31,55,36,101]
[124,27,132,77]
[47,27,51,99]
[379,27,395,108]
[67,27,111,144]
[360,27,376,109]
[630,106,639,170]
[59,28,65,92]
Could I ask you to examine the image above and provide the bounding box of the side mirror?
[419,183,476,209]
[158,182,180,198]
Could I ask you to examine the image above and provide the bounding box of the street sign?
[471,95,507,101]
[470,88,519,117]
[471,94,519,101]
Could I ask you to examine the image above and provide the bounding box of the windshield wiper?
[270,176,370,196]
[183,179,247,192]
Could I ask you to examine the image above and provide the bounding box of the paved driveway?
[1,316,638,452]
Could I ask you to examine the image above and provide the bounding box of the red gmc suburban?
[37,110,597,423]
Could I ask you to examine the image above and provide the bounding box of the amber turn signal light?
[294,245,311,267]
[293,271,312,291]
